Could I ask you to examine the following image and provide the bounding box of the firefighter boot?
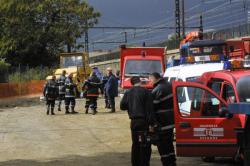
[58,101,61,111]
[46,105,50,115]
[92,109,97,115]
[71,107,78,114]
[65,107,70,114]
[51,107,55,115]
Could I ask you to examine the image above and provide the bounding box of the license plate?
[195,56,210,62]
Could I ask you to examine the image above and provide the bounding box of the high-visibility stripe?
[161,153,175,158]
[88,81,102,85]
[161,124,175,131]
[156,109,173,114]
[65,96,75,98]
[153,94,173,104]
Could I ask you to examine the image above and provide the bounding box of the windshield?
[61,56,83,68]
[188,46,224,56]
[125,60,162,76]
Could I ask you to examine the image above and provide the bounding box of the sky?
[84,0,248,51]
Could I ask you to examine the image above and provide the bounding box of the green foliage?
[0,0,100,67]
[8,67,53,82]
[0,59,10,71]
[0,59,10,82]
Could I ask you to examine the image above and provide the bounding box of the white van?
[164,63,224,115]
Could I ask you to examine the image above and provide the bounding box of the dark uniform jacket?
[65,77,77,98]
[83,75,102,97]
[43,80,58,100]
[120,86,156,126]
[102,75,109,92]
[105,74,118,97]
[57,75,66,95]
[152,79,175,133]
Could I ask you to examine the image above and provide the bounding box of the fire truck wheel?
[201,156,215,162]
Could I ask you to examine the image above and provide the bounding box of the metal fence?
[204,23,250,40]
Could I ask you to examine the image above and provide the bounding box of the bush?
[0,59,10,83]
[8,67,53,83]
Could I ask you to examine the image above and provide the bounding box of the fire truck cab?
[227,37,250,59]
[173,60,250,160]
[120,45,166,89]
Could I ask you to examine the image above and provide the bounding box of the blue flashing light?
[180,57,186,64]
[223,61,231,70]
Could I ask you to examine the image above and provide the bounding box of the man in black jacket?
[43,75,58,115]
[150,72,176,166]
[120,76,156,166]
[83,72,102,115]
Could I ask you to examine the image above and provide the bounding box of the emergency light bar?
[224,59,250,70]
[180,54,224,64]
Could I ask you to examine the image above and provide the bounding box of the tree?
[0,0,100,66]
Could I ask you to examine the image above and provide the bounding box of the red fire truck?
[227,37,250,59]
[173,60,250,162]
[120,45,166,89]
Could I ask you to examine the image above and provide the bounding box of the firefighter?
[65,73,78,114]
[83,72,102,115]
[43,75,58,115]
[120,76,156,166]
[149,72,176,166]
[105,67,118,113]
[57,70,67,111]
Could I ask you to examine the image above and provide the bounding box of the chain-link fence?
[204,23,250,40]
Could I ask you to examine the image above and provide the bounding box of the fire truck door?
[173,82,240,157]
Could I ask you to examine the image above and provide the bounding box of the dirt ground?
[0,97,236,166]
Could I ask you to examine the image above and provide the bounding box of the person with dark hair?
[149,72,176,166]
[57,70,67,111]
[120,76,156,166]
[43,75,58,115]
[83,72,102,115]
[105,67,118,113]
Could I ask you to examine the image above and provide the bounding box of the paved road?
[0,98,236,166]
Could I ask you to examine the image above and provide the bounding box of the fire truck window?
[202,92,220,117]
[164,77,169,82]
[177,86,222,117]
[209,81,222,96]
[222,84,236,104]
[169,77,176,83]
[177,87,201,117]
[125,60,162,76]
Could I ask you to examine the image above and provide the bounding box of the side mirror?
[219,107,233,119]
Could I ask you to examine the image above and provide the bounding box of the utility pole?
[124,32,127,43]
[84,31,89,53]
[181,0,185,37]
[84,19,89,54]
[175,0,181,40]
[199,15,204,40]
